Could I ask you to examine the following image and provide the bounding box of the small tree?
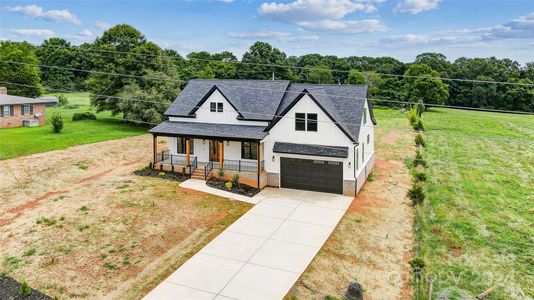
[51,112,63,133]
[58,94,69,106]
[232,173,240,187]
[19,280,31,297]
[415,134,425,147]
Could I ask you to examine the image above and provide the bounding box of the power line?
[2,80,534,145]
[32,43,534,87]
[2,60,534,116]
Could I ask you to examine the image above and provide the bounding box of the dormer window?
[210,102,223,112]
[295,113,317,132]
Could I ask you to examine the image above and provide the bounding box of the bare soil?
[285,124,415,300]
[0,135,251,299]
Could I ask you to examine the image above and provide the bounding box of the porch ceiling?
[149,121,267,141]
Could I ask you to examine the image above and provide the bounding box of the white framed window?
[210,102,223,112]
[295,113,318,132]
[2,105,10,117]
[23,105,31,115]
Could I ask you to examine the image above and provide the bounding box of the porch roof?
[149,121,268,141]
[273,142,349,158]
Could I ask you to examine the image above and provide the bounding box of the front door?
[209,140,219,161]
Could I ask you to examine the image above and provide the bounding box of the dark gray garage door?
[280,157,343,194]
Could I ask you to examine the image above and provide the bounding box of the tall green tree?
[0,41,42,97]
[307,65,333,84]
[86,24,180,122]
[238,41,292,80]
[37,38,77,89]
[404,63,449,105]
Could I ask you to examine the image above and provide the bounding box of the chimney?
[0,87,6,95]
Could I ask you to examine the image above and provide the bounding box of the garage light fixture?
[272,155,275,162]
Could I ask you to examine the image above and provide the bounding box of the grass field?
[420,108,534,299]
[0,92,147,159]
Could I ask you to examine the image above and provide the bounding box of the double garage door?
[280,157,343,194]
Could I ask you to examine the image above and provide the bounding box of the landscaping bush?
[19,280,31,297]
[415,134,425,147]
[415,99,425,117]
[51,112,63,133]
[58,94,69,106]
[62,104,80,109]
[413,119,424,131]
[407,109,418,125]
[218,168,225,177]
[72,112,97,121]
[232,173,240,187]
[407,183,425,205]
[413,171,427,182]
[414,149,427,167]
[225,181,232,190]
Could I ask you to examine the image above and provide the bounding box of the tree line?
[1,24,533,123]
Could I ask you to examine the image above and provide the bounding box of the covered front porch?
[149,121,268,188]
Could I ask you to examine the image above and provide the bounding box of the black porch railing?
[213,159,265,173]
[155,151,264,175]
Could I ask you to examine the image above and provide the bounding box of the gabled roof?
[165,79,290,121]
[163,80,376,142]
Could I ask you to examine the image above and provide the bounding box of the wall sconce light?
[348,162,351,169]
[226,141,230,146]
[202,139,206,144]
[272,155,275,162]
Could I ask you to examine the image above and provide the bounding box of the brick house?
[0,87,58,128]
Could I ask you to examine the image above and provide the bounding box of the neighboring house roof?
[273,142,349,158]
[160,80,377,142]
[0,94,59,105]
[149,121,268,141]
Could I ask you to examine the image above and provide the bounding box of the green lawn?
[0,92,147,159]
[420,108,534,299]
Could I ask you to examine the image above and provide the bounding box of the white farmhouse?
[149,80,376,196]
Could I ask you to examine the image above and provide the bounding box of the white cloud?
[381,34,481,46]
[258,0,387,34]
[65,29,94,41]
[6,4,81,25]
[481,13,534,40]
[228,31,319,42]
[299,19,387,33]
[9,28,56,38]
[95,21,112,31]
[78,29,93,38]
[394,0,440,14]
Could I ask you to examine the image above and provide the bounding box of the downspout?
[353,142,359,193]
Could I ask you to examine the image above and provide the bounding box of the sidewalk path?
[144,184,353,300]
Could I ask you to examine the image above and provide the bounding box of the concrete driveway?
[144,187,353,300]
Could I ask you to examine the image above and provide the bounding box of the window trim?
[23,104,31,116]
[241,142,258,160]
[210,102,216,112]
[217,102,223,112]
[2,105,10,117]
[177,138,194,154]
[307,113,318,132]
[295,113,306,131]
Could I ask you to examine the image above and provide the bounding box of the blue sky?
[1,0,533,64]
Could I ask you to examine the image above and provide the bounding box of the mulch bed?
[0,276,52,300]
[206,177,261,197]
[133,168,189,182]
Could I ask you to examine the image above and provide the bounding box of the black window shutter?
[21,105,25,115]
[10,105,14,116]
[30,105,34,115]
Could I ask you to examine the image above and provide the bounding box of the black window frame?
[307,113,318,132]
[241,142,258,160]
[210,102,216,112]
[295,113,306,131]
[177,138,194,154]
[217,102,223,112]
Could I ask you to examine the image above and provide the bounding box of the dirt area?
[286,124,415,299]
[0,135,251,299]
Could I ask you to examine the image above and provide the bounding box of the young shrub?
[232,173,240,187]
[58,94,69,106]
[413,119,424,131]
[218,168,225,178]
[407,183,425,205]
[158,172,166,176]
[408,257,426,271]
[415,99,425,117]
[413,171,427,182]
[415,134,426,147]
[51,112,63,133]
[407,109,418,125]
[224,181,232,190]
[414,149,427,167]
[19,281,31,297]
[72,112,97,121]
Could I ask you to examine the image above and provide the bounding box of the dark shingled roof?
[273,142,349,158]
[164,79,290,121]
[160,80,376,142]
[149,121,268,140]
